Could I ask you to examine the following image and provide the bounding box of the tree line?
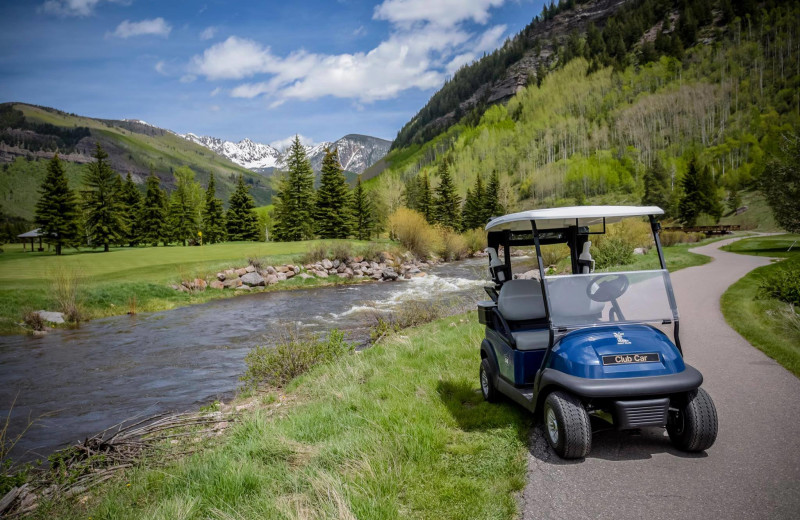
[33,143,262,255]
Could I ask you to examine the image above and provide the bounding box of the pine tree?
[679,158,722,226]
[119,172,142,246]
[761,133,800,233]
[140,168,168,246]
[83,143,124,252]
[226,174,261,241]
[272,136,315,241]
[484,170,504,221]
[34,154,80,255]
[418,172,433,223]
[461,174,486,231]
[314,147,352,238]
[433,161,461,229]
[351,175,374,240]
[167,166,202,246]
[642,159,670,212]
[202,172,226,243]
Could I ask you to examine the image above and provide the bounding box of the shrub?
[437,227,469,261]
[759,263,800,306]
[370,300,448,342]
[388,208,441,259]
[462,228,486,255]
[329,242,354,262]
[22,310,45,331]
[660,230,704,246]
[51,267,84,323]
[357,242,384,262]
[241,329,352,388]
[540,243,570,267]
[593,236,635,269]
[300,243,329,264]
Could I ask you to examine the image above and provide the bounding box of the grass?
[600,235,729,273]
[722,233,800,257]
[721,234,800,377]
[32,313,529,519]
[0,239,382,334]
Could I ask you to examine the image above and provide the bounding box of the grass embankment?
[34,314,528,519]
[721,234,800,377]
[0,239,379,334]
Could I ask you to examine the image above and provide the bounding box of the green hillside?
[0,103,272,221]
[371,0,799,229]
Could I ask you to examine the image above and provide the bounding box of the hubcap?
[480,368,489,396]
[546,407,559,445]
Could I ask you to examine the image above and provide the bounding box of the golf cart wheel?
[667,388,718,452]
[479,358,498,403]
[543,391,592,459]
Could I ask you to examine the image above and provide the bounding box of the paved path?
[521,237,800,520]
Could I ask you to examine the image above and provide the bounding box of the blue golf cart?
[477,206,718,459]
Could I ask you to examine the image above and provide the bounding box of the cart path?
[521,237,800,520]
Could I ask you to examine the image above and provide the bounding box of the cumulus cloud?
[270,134,315,150]
[39,0,128,17]
[154,60,167,75]
[110,18,172,38]
[373,0,505,27]
[200,26,217,40]
[189,0,508,105]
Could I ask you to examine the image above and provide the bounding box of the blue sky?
[0,0,543,146]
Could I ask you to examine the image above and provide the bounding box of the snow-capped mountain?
[180,133,391,174]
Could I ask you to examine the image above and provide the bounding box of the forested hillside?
[372,0,799,229]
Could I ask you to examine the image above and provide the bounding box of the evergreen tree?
[679,159,722,226]
[140,168,168,246]
[314,147,352,238]
[761,133,800,233]
[418,172,433,223]
[167,166,202,246]
[119,172,142,246]
[83,143,124,252]
[641,159,670,212]
[433,161,461,229]
[202,172,226,243]
[461,174,486,231]
[226,174,261,241]
[272,136,315,241]
[484,170,504,220]
[34,154,80,255]
[351,175,374,241]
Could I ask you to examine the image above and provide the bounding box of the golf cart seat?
[498,280,550,351]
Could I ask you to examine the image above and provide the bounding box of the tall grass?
[50,266,83,323]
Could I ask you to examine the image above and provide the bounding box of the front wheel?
[543,391,592,459]
[667,388,718,452]
[479,358,498,403]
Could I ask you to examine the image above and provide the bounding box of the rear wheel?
[479,358,498,403]
[543,391,592,459]
[667,388,718,452]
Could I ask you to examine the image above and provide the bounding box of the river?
[0,258,494,462]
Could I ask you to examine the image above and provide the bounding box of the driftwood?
[2,409,235,518]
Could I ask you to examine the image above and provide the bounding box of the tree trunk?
[104,243,109,252]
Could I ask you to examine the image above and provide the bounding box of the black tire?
[543,391,592,459]
[667,388,718,452]
[480,358,499,403]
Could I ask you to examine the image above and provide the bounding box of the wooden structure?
[663,224,741,236]
[18,229,45,252]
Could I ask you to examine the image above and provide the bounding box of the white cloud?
[200,26,217,40]
[39,0,128,17]
[210,87,222,96]
[270,135,315,150]
[445,24,507,74]
[180,74,197,83]
[373,0,505,27]
[210,105,221,112]
[154,60,167,75]
[110,18,172,38]
[353,25,366,37]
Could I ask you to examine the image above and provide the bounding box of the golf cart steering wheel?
[586,274,630,302]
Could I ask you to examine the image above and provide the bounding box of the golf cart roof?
[485,206,664,232]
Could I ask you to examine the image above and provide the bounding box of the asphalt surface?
[521,237,800,520]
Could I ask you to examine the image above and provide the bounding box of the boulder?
[353,255,364,263]
[216,272,226,281]
[241,272,266,287]
[235,267,248,276]
[266,274,279,285]
[316,270,329,278]
[266,266,277,275]
[337,263,347,273]
[276,272,287,281]
[223,278,242,289]
[235,285,252,291]
[413,272,427,278]
[321,259,333,270]
[634,247,647,255]
[292,265,300,274]
[284,270,296,279]
[371,272,383,280]
[298,273,313,280]
[193,278,207,291]
[382,269,399,281]
[35,310,65,324]
[333,259,341,268]
[224,268,236,277]
[337,273,349,278]
[245,265,256,273]
[209,280,225,290]
[345,267,354,276]
[276,265,290,273]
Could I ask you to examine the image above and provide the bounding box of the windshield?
[543,269,677,328]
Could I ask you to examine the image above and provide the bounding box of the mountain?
[369,0,799,230]
[181,133,392,175]
[0,103,271,220]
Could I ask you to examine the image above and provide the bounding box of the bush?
[540,243,570,267]
[370,301,448,342]
[357,242,385,263]
[593,236,635,269]
[388,208,441,259]
[759,263,800,306]
[241,329,352,388]
[22,310,45,331]
[437,227,469,261]
[299,242,353,265]
[660,230,704,246]
[462,228,486,255]
[51,267,84,323]
[328,242,354,262]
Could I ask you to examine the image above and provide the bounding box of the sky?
[0,0,544,147]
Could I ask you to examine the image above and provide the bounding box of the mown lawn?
[721,234,800,377]
[33,314,529,520]
[0,239,380,333]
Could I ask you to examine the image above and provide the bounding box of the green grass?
[0,240,379,333]
[721,235,800,377]
[602,236,729,273]
[33,314,529,519]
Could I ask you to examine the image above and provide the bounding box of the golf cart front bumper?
[537,364,703,399]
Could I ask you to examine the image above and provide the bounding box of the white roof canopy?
[485,206,664,232]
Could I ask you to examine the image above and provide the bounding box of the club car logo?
[602,352,661,365]
[613,332,631,345]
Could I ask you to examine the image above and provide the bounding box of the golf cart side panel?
[485,327,546,386]
[549,325,685,379]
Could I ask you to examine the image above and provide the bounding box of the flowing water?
[0,258,492,461]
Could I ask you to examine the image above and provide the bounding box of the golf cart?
[477,206,718,459]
